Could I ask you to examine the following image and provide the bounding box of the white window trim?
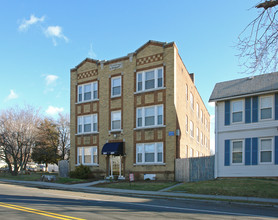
[77,114,98,134]
[111,76,122,98]
[196,103,199,118]
[186,115,189,133]
[136,104,163,128]
[231,99,244,124]
[111,110,122,131]
[136,142,164,164]
[136,67,164,93]
[77,81,98,103]
[190,120,194,138]
[190,92,194,110]
[231,140,244,165]
[77,146,98,165]
[196,127,199,142]
[259,137,274,164]
[259,95,274,121]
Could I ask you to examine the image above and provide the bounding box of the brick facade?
[70,41,210,180]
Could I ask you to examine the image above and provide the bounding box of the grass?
[168,178,278,199]
[0,172,88,184]
[95,181,178,191]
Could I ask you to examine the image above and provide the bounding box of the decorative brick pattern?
[77,69,98,79]
[136,53,163,66]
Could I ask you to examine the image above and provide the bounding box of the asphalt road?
[0,182,277,220]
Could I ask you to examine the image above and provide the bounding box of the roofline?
[72,40,175,70]
[209,89,278,102]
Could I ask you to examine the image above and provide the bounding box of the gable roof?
[209,72,278,102]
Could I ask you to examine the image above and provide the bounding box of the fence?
[175,156,215,182]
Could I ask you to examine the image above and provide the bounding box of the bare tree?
[57,113,70,160]
[238,0,278,74]
[0,106,40,175]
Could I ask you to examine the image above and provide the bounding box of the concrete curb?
[1,179,278,206]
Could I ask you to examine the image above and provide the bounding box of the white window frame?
[111,76,121,98]
[77,114,98,134]
[196,103,199,118]
[259,137,274,164]
[77,146,98,165]
[136,67,164,93]
[201,110,203,123]
[136,142,163,164]
[190,148,193,158]
[190,120,194,137]
[136,105,163,128]
[231,140,244,165]
[185,115,188,133]
[260,95,273,120]
[190,92,194,110]
[196,127,199,142]
[111,110,121,131]
[186,84,188,101]
[231,100,244,123]
[77,81,98,103]
[200,132,203,145]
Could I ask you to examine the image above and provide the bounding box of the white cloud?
[44,26,68,46]
[88,43,97,59]
[45,75,58,86]
[46,106,64,116]
[19,14,45,31]
[5,90,18,102]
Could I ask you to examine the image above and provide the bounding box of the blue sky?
[0,1,260,151]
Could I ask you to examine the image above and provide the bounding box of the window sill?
[133,163,165,166]
[75,99,99,104]
[134,125,166,130]
[75,132,99,136]
[134,87,166,95]
[75,164,99,167]
[111,95,121,99]
[109,129,123,134]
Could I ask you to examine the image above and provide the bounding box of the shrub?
[69,164,91,179]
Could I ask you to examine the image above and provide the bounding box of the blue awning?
[101,142,124,156]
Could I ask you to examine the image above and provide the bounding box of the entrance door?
[108,156,124,179]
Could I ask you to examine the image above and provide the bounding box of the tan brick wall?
[70,41,208,181]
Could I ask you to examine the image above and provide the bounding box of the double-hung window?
[77,82,98,103]
[185,115,188,132]
[77,114,98,134]
[260,96,272,120]
[200,132,203,145]
[260,138,273,163]
[111,111,121,131]
[196,103,199,118]
[111,76,121,97]
[190,120,194,137]
[136,67,163,92]
[136,142,163,164]
[196,127,199,142]
[232,140,243,164]
[136,105,163,128]
[201,110,203,123]
[232,100,243,123]
[77,146,98,165]
[190,92,194,109]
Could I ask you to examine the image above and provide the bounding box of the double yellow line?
[0,202,86,220]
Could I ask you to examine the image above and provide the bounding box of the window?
[190,120,194,137]
[196,103,199,118]
[190,148,193,157]
[111,111,121,131]
[196,151,199,157]
[136,67,163,92]
[190,92,194,109]
[136,142,163,164]
[200,132,203,145]
[186,115,188,132]
[77,82,98,103]
[196,127,199,142]
[232,100,243,123]
[201,110,203,123]
[232,140,243,164]
[77,146,97,165]
[186,84,188,101]
[205,118,208,130]
[260,96,272,120]
[260,138,273,163]
[136,105,163,128]
[111,76,121,97]
[77,114,97,134]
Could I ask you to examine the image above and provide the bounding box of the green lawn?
[0,172,88,184]
[95,181,177,191]
[169,178,278,199]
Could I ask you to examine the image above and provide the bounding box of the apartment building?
[210,72,278,178]
[70,40,210,180]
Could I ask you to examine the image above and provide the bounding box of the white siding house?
[210,72,278,178]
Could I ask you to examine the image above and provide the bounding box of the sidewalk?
[1,179,278,206]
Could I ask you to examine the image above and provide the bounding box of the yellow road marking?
[0,202,86,220]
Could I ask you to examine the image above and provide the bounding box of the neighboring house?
[70,40,210,180]
[209,72,278,178]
